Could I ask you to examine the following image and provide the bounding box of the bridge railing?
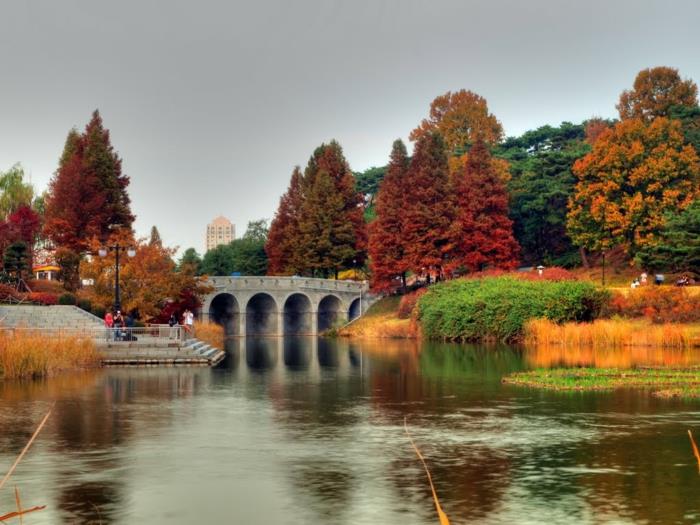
[206,275,368,293]
[0,324,186,344]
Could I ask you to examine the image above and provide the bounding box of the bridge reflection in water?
[219,337,364,377]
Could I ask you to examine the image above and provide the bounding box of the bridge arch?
[349,297,362,322]
[318,294,343,332]
[208,293,240,336]
[245,293,278,336]
[283,293,313,335]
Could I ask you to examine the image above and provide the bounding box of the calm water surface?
[2,338,700,524]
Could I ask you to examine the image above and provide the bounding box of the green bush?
[418,276,609,342]
[77,298,92,312]
[58,293,77,305]
[91,305,106,319]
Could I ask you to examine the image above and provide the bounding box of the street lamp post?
[98,244,136,312]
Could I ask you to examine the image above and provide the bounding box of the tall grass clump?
[418,276,609,342]
[524,318,697,349]
[194,321,224,349]
[0,332,99,379]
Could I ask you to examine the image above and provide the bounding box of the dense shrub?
[77,298,92,312]
[397,288,428,319]
[609,287,700,323]
[28,280,65,294]
[91,305,106,320]
[27,292,58,305]
[518,267,578,282]
[58,293,77,305]
[418,276,609,342]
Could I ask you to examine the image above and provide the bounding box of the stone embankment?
[0,305,224,366]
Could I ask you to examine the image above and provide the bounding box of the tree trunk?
[579,247,590,269]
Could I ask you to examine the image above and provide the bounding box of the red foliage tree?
[448,138,520,273]
[401,132,454,280]
[5,206,41,269]
[266,167,304,274]
[368,139,410,291]
[44,110,134,253]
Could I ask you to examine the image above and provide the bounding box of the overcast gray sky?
[1,0,699,254]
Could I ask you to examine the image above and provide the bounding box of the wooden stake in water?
[404,417,450,525]
[688,430,700,474]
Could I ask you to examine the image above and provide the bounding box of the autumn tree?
[290,141,365,278]
[368,140,410,291]
[299,170,357,278]
[617,67,698,121]
[449,138,519,272]
[401,132,454,279]
[410,89,503,154]
[81,230,210,319]
[567,117,700,256]
[149,226,162,246]
[45,110,134,253]
[266,167,304,274]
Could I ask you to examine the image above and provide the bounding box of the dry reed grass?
[0,332,99,379]
[337,313,417,339]
[193,321,224,349]
[524,318,700,349]
[525,345,700,369]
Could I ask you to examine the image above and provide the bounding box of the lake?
[1,337,700,524]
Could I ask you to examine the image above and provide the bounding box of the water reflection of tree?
[1,368,210,524]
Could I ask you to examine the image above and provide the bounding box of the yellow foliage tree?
[567,117,700,255]
[80,230,211,319]
[410,89,503,153]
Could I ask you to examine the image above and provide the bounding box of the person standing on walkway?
[183,309,194,338]
[104,311,114,341]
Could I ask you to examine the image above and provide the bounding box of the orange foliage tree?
[266,167,304,274]
[80,230,210,319]
[567,117,700,255]
[448,138,520,272]
[368,139,410,291]
[410,89,503,154]
[617,66,698,121]
[401,132,454,280]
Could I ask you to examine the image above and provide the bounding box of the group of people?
[103,310,136,341]
[103,308,196,342]
[629,272,695,288]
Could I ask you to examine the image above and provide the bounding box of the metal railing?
[0,324,190,343]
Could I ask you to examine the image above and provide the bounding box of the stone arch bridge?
[202,276,371,337]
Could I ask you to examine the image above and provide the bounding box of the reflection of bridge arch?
[318,295,343,332]
[209,293,240,336]
[283,293,313,335]
[246,293,278,336]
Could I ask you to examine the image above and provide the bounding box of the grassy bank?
[193,321,224,349]
[503,367,700,398]
[337,296,417,338]
[0,332,99,379]
[525,318,700,349]
[418,276,608,342]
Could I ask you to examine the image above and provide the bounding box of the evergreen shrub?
[58,293,77,305]
[418,276,609,342]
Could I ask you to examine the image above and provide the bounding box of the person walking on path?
[104,311,114,341]
[182,309,195,339]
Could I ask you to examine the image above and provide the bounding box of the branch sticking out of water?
[688,430,700,474]
[404,417,450,525]
[0,402,54,492]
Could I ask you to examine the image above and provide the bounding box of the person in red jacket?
[104,311,114,341]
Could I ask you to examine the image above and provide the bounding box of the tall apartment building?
[206,216,235,251]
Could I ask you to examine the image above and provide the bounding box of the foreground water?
[2,338,700,524]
